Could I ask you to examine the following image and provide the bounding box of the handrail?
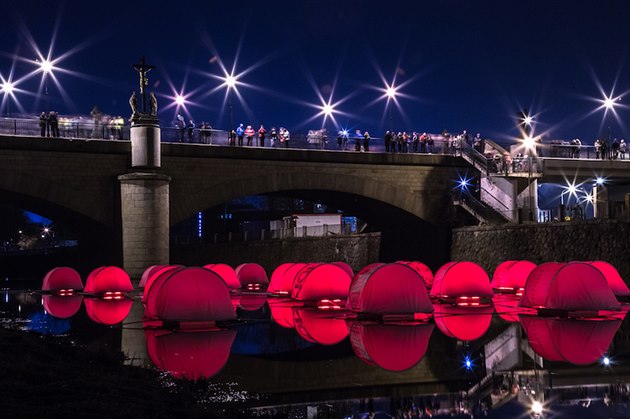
[456,140,490,174]
[483,138,509,156]
[453,191,511,224]
[480,185,511,211]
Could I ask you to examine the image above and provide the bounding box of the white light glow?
[175,95,185,106]
[523,115,533,126]
[224,74,237,89]
[0,81,14,94]
[523,136,536,150]
[386,86,397,99]
[39,59,54,74]
[531,401,543,415]
[322,103,334,116]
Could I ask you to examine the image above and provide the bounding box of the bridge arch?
[0,167,116,228]
[171,172,453,268]
[170,171,451,226]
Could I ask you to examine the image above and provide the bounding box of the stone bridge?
[0,134,470,276]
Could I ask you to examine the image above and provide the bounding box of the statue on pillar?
[149,92,158,117]
[129,91,139,120]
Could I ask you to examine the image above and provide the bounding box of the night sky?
[1,0,629,144]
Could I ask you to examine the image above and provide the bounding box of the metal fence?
[6,116,624,162]
[172,224,353,246]
[0,116,130,140]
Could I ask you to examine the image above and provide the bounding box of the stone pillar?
[594,184,609,219]
[130,116,160,168]
[118,172,170,279]
[121,302,149,367]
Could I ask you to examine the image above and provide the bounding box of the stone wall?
[451,219,630,281]
[171,232,381,275]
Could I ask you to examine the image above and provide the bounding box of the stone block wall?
[171,232,381,275]
[451,219,630,281]
[119,172,170,279]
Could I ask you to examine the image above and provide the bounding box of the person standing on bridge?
[353,129,362,151]
[187,119,195,143]
[383,131,392,152]
[236,123,245,146]
[39,112,48,137]
[270,126,278,147]
[427,133,434,153]
[280,127,290,148]
[601,139,608,160]
[49,111,60,137]
[594,139,601,159]
[363,131,370,152]
[176,114,185,142]
[611,138,620,160]
[245,125,255,146]
[258,124,266,147]
[620,139,627,160]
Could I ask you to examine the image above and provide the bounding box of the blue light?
[464,355,473,370]
[197,212,202,238]
[603,356,611,366]
[455,174,473,191]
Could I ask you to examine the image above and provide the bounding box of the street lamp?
[592,177,606,219]
[518,109,533,137]
[37,58,54,112]
[600,93,621,145]
[522,135,537,221]
[0,80,14,116]
[385,84,397,131]
[223,73,237,130]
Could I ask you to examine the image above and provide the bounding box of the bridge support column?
[118,172,170,279]
[481,177,519,222]
[130,116,160,168]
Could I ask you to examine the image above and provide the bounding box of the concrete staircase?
[455,139,538,224]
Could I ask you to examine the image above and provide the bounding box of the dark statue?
[131,56,155,115]
[149,92,158,117]
[129,91,139,119]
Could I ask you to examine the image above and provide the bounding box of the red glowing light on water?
[316,299,343,310]
[102,291,124,300]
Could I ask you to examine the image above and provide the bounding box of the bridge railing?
[173,224,353,246]
[456,139,492,174]
[0,117,130,140]
[452,190,510,224]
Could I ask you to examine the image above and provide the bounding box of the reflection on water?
[3,287,630,418]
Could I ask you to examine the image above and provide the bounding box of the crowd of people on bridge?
[594,138,627,160]
[39,111,60,137]
[26,110,630,164]
[37,108,125,140]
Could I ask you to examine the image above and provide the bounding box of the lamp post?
[593,177,605,219]
[602,94,620,158]
[0,80,14,117]
[37,58,54,112]
[523,135,537,221]
[224,74,236,130]
[560,183,580,221]
[386,85,397,131]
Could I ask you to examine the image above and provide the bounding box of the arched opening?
[170,190,451,273]
[0,191,119,278]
